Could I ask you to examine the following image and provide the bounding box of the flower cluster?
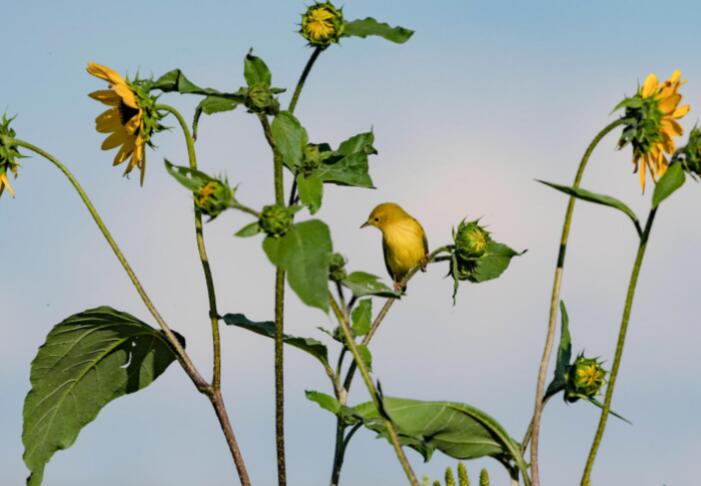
[0,115,23,198]
[616,70,690,191]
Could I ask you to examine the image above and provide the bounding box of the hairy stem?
[329,296,419,486]
[528,118,625,485]
[580,208,657,485]
[210,390,252,486]
[288,46,324,114]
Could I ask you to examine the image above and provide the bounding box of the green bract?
[675,126,701,178]
[454,219,490,259]
[615,92,664,160]
[195,179,235,220]
[328,252,347,282]
[259,204,294,237]
[300,2,345,47]
[0,114,23,198]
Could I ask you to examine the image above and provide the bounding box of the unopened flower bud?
[245,85,280,115]
[0,115,22,198]
[302,144,322,174]
[195,179,234,220]
[300,2,344,47]
[259,204,293,237]
[328,252,347,282]
[566,354,607,401]
[454,219,490,260]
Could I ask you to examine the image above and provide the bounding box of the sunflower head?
[0,114,23,198]
[259,204,294,238]
[454,219,490,260]
[565,354,607,401]
[87,62,165,185]
[300,2,345,47]
[616,70,691,192]
[673,125,701,179]
[244,84,281,115]
[195,178,235,221]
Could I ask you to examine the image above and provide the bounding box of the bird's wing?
[382,239,398,282]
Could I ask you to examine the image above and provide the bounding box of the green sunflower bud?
[259,204,293,238]
[328,252,347,282]
[302,144,322,174]
[195,179,234,220]
[0,114,23,198]
[245,84,280,115]
[300,2,345,47]
[566,354,607,402]
[454,219,490,260]
[674,126,701,177]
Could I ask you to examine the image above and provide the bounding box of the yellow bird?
[361,202,429,288]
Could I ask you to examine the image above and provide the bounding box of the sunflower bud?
[302,144,322,174]
[674,126,701,178]
[454,219,490,260]
[195,179,234,220]
[259,204,293,238]
[328,252,347,282]
[0,115,23,198]
[565,354,607,402]
[245,84,280,115]
[300,2,345,47]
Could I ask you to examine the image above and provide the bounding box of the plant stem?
[580,208,657,485]
[158,104,222,390]
[329,296,419,486]
[14,138,252,485]
[288,46,324,114]
[528,118,625,485]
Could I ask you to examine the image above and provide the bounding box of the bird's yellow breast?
[382,219,427,280]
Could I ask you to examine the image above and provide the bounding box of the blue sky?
[2,1,701,485]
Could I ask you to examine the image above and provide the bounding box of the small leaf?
[297,174,323,214]
[305,390,340,414]
[539,180,640,229]
[343,18,414,43]
[152,69,236,97]
[192,94,245,140]
[581,396,632,424]
[235,221,262,238]
[545,300,572,399]
[23,307,181,486]
[271,112,308,171]
[357,344,373,372]
[318,131,376,188]
[244,50,272,87]
[351,299,372,336]
[342,271,400,298]
[223,313,329,366]
[164,159,210,192]
[262,220,333,311]
[652,162,685,208]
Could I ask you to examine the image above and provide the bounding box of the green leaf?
[343,18,414,43]
[262,220,333,311]
[317,131,376,188]
[351,299,372,336]
[235,221,262,237]
[244,50,272,87]
[349,397,526,477]
[652,162,686,208]
[271,112,308,171]
[223,313,329,366]
[152,69,228,97]
[192,94,245,140]
[305,390,340,414]
[23,307,181,486]
[164,159,210,192]
[342,271,400,298]
[539,180,640,229]
[580,395,632,424]
[297,174,324,214]
[545,301,572,399]
[357,344,373,372]
[469,242,525,283]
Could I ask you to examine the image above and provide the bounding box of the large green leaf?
[351,299,372,336]
[296,174,323,214]
[244,50,272,87]
[652,162,686,208]
[343,18,414,43]
[342,271,400,298]
[545,300,572,399]
[262,220,333,311]
[223,313,329,367]
[23,307,182,486]
[164,159,211,191]
[152,69,227,96]
[317,132,376,188]
[350,397,526,476]
[469,242,525,283]
[271,112,308,171]
[539,180,640,230]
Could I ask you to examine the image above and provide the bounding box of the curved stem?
[329,296,419,486]
[580,208,657,485]
[288,47,324,114]
[158,103,222,389]
[528,117,625,485]
[13,139,205,388]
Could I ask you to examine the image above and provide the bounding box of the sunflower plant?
[3,3,701,486]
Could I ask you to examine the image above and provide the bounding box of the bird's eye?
[374,217,379,222]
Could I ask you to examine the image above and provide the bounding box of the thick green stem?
[580,208,657,485]
[158,104,222,390]
[528,118,625,485]
[288,47,323,114]
[329,296,419,486]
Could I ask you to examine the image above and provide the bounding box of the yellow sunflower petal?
[101,130,130,150]
[672,104,690,119]
[123,112,142,135]
[0,172,15,197]
[661,118,683,137]
[639,157,647,192]
[641,73,659,98]
[669,69,682,84]
[112,83,138,109]
[89,90,121,106]
[113,137,135,166]
[659,94,681,114]
[87,62,126,85]
[95,109,122,133]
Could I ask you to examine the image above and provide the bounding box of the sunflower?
[301,3,344,46]
[618,70,690,192]
[87,62,153,185]
[0,114,22,198]
[0,167,17,197]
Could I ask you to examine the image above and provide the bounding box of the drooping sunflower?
[618,70,690,192]
[87,62,158,185]
[0,114,22,198]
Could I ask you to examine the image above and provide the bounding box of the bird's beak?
[360,221,370,229]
